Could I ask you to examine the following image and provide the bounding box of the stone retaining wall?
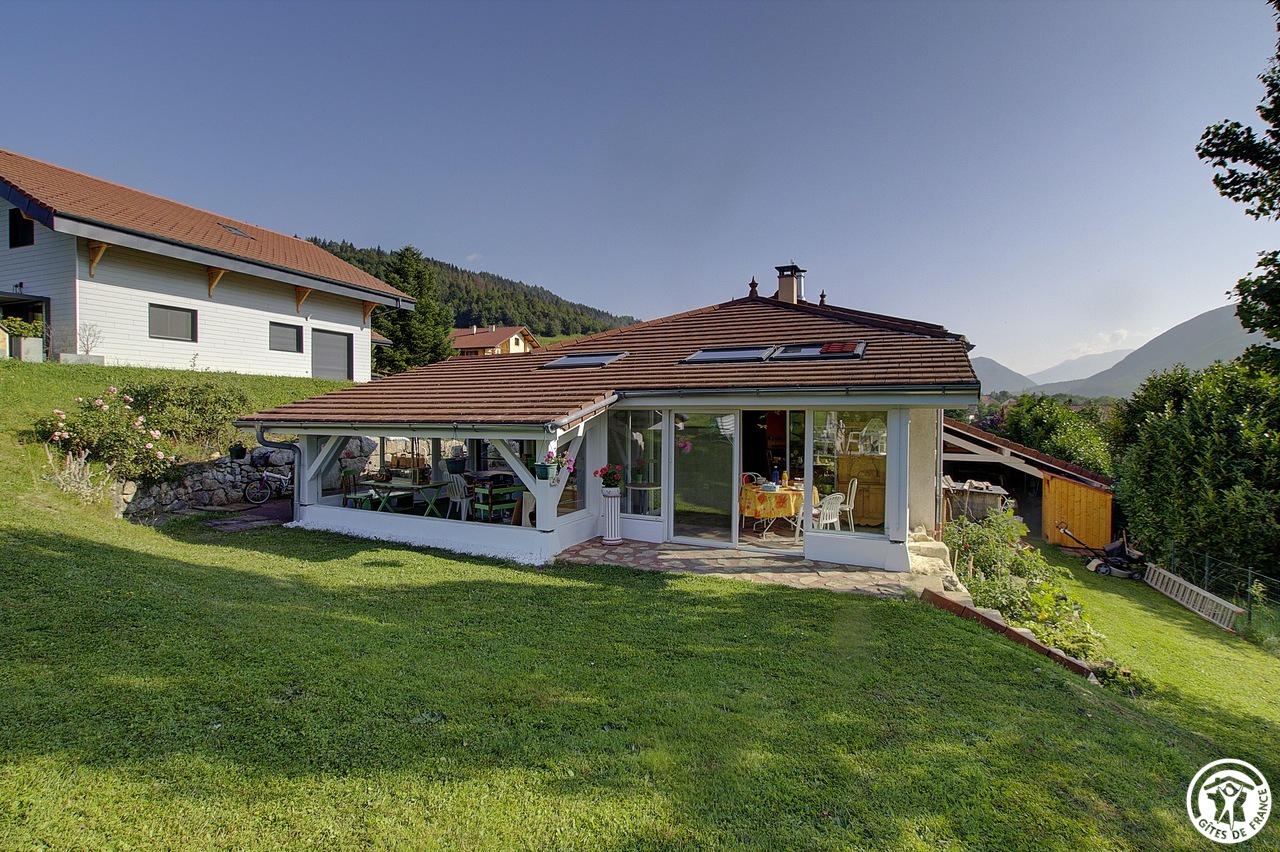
[116,437,375,518]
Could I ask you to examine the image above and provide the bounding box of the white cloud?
[1062,327,1161,361]
[466,253,483,264]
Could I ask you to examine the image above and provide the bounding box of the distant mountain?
[311,239,638,338]
[972,357,1037,394]
[1026,349,1134,385]
[1034,305,1262,398]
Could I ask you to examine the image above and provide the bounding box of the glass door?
[671,411,737,544]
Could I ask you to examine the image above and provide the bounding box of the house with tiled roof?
[0,149,411,381]
[449,324,540,356]
[238,264,980,569]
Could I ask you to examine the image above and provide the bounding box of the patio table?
[364,482,449,514]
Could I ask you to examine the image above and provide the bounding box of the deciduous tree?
[1196,0,1280,366]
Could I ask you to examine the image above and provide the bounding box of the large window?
[557,442,586,515]
[148,304,197,341]
[813,410,888,535]
[269,322,303,353]
[9,209,34,248]
[606,409,664,516]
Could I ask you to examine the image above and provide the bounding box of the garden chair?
[445,473,473,521]
[840,478,858,531]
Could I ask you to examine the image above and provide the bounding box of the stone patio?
[557,538,913,598]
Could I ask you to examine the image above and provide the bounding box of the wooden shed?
[942,418,1114,549]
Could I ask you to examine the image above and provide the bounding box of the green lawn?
[1047,546,1280,768]
[1,361,1278,848]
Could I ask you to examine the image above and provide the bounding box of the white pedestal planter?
[601,486,622,545]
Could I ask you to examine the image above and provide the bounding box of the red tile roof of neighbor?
[448,326,539,350]
[244,295,979,429]
[0,148,408,301]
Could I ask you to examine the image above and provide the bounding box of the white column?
[885,409,911,543]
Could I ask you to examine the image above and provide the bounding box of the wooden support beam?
[362,301,376,324]
[87,241,108,278]
[295,286,313,313]
[207,267,226,298]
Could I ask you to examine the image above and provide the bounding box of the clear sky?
[4,0,1276,373]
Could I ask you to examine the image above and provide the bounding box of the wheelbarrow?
[1055,521,1145,580]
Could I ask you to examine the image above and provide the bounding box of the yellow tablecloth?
[739,485,806,519]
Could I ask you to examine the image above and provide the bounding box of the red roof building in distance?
[448,325,540,356]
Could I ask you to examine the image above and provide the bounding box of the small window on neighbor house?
[9,209,34,248]
[148,304,197,342]
[683,345,775,364]
[770,341,867,361]
[542,351,627,368]
[269,322,303,353]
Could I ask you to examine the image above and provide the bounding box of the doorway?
[670,411,737,543]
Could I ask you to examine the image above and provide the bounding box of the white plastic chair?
[840,478,858,531]
[520,491,536,527]
[813,493,844,531]
[446,473,473,520]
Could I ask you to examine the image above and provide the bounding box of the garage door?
[311,330,353,380]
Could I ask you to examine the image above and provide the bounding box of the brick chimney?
[776,264,805,304]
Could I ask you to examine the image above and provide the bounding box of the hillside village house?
[240,266,980,570]
[449,324,540,356]
[0,149,410,381]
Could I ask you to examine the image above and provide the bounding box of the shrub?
[34,386,179,481]
[43,446,115,504]
[945,510,1108,663]
[0,316,44,338]
[120,377,250,456]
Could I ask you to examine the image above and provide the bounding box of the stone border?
[919,587,1094,678]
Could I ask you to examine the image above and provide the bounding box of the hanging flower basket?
[534,462,558,480]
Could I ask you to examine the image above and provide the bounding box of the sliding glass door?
[671,411,737,543]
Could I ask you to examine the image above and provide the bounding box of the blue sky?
[5,0,1276,373]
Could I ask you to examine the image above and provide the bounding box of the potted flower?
[536,449,574,481]
[593,463,624,489]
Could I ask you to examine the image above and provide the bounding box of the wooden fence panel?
[1041,475,1112,549]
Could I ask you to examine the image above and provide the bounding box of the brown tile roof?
[448,325,539,350]
[943,417,1112,488]
[0,148,408,302]
[243,295,979,429]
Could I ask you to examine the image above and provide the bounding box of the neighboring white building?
[0,149,412,381]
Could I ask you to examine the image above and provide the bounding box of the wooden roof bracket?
[87,241,108,278]
[295,286,313,313]
[207,267,226,298]
[362,301,376,324]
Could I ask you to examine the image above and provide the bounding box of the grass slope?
[1048,547,1280,764]
[0,361,1277,849]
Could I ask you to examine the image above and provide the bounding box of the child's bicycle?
[243,466,294,505]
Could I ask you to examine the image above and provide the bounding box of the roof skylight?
[683,345,776,364]
[770,341,867,361]
[543,351,626,369]
[218,222,252,238]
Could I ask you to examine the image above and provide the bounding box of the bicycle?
[244,466,294,505]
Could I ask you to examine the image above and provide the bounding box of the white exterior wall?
[74,240,372,380]
[0,200,78,354]
[907,408,940,533]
